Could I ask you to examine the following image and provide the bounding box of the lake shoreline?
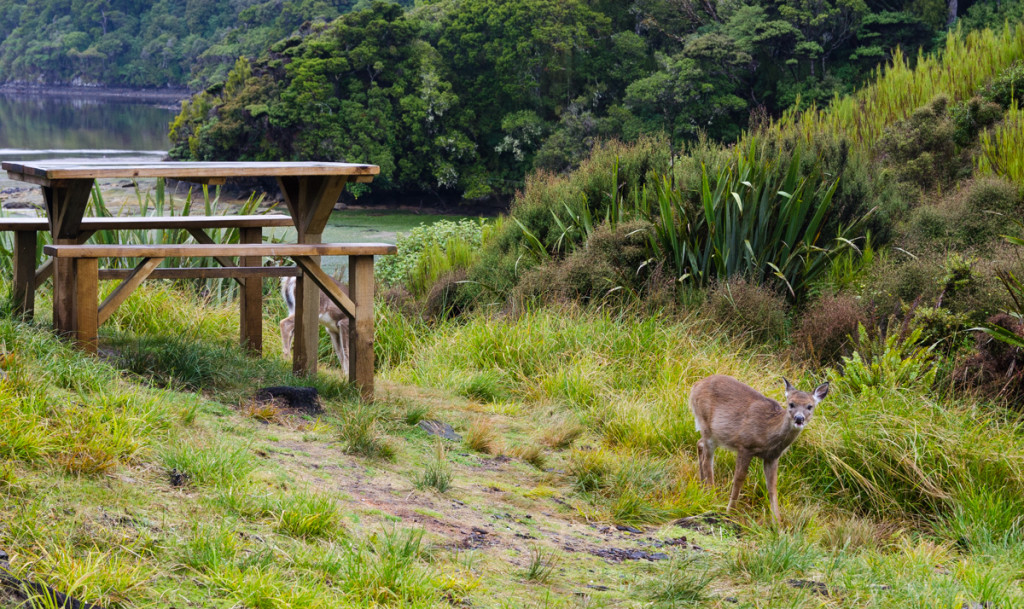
[0,84,190,105]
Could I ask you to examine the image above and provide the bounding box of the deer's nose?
[794,414,806,426]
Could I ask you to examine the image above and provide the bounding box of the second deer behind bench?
[279,276,349,375]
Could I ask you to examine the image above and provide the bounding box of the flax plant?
[649,141,866,301]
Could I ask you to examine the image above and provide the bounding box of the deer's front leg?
[727,451,753,512]
[763,458,780,523]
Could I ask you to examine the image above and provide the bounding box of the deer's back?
[690,375,791,457]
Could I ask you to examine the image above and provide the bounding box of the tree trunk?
[947,0,958,27]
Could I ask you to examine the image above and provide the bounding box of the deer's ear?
[813,382,830,403]
[783,377,795,395]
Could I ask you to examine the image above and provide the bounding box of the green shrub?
[793,293,866,365]
[705,279,789,345]
[879,95,966,189]
[980,61,1024,108]
[837,325,938,396]
[513,221,658,307]
[951,96,1003,146]
[376,219,487,289]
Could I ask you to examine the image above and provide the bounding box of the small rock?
[724,597,739,604]
[418,420,462,441]
[585,584,610,591]
[962,603,995,609]
[590,547,670,562]
[470,526,489,535]
[615,524,643,534]
[168,468,191,487]
[787,579,829,596]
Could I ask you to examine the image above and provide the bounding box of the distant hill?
[166,0,1022,197]
[0,0,410,89]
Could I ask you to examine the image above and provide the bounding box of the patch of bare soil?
[262,429,700,571]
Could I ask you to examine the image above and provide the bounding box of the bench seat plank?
[43,242,396,258]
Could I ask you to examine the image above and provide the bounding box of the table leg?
[43,181,93,337]
[293,259,320,377]
[12,230,37,321]
[349,255,375,401]
[239,227,263,354]
[52,239,78,335]
[276,175,348,379]
[75,257,99,353]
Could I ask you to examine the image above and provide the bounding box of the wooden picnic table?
[1,160,387,399]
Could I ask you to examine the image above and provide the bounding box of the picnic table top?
[0,214,296,230]
[43,242,397,258]
[1,160,379,181]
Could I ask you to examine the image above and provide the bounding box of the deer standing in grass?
[279,276,349,375]
[689,375,829,522]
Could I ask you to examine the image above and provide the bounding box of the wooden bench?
[1,214,295,321]
[43,242,397,399]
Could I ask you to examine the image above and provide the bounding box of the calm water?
[0,92,178,161]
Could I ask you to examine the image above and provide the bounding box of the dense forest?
[0,0,411,88]
[163,0,1024,197]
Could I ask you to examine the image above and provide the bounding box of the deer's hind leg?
[326,323,347,375]
[280,315,295,358]
[697,436,716,487]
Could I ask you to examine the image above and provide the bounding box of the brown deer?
[279,276,349,375]
[689,375,829,522]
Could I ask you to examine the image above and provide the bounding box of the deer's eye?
[808,404,814,410]
[789,402,796,409]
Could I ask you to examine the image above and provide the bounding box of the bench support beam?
[98,257,164,326]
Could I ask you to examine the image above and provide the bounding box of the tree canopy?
[159,0,997,198]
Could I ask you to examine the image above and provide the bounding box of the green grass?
[414,441,453,493]
[2,280,1024,607]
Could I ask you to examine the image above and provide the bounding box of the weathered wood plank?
[98,258,164,326]
[12,230,36,320]
[43,242,396,258]
[239,227,263,354]
[186,227,245,286]
[293,256,357,318]
[75,257,99,353]
[2,161,379,181]
[34,259,53,290]
[350,255,376,401]
[0,214,294,231]
[97,266,300,280]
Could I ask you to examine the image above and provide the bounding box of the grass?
[415,440,453,493]
[2,282,1024,607]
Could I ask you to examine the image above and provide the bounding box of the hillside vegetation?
[5,4,1024,609]
[0,0,412,89]
[167,0,1023,197]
